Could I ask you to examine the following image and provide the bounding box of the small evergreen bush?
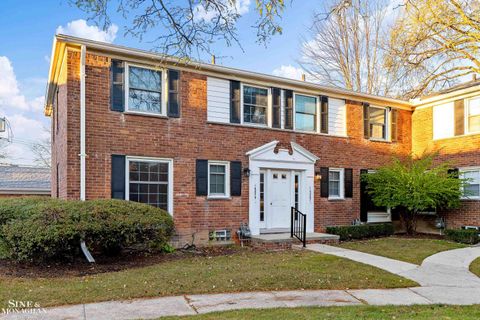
[445,229,479,245]
[326,223,394,241]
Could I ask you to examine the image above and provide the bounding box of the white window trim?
[293,92,319,133]
[240,83,270,127]
[328,168,345,200]
[125,156,174,215]
[466,97,480,135]
[124,63,168,117]
[208,160,231,199]
[460,167,480,200]
[368,105,390,142]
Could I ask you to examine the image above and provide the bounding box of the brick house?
[44,35,479,244]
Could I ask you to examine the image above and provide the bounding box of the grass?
[470,257,480,277]
[163,305,480,320]
[0,250,416,307]
[338,237,466,264]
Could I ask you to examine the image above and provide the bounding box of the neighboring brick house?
[0,164,50,197]
[44,35,478,244]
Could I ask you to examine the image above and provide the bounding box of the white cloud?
[56,19,118,43]
[0,57,45,112]
[272,65,307,81]
[195,0,251,21]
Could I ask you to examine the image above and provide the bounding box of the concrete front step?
[250,232,340,250]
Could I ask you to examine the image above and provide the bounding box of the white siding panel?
[328,98,347,136]
[433,102,454,139]
[207,77,230,123]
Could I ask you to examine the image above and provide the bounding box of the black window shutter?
[363,103,370,139]
[360,169,368,222]
[196,160,208,196]
[448,168,459,178]
[110,60,125,112]
[344,168,353,198]
[284,89,293,129]
[230,161,242,196]
[230,80,241,123]
[272,88,281,128]
[391,108,398,142]
[320,167,329,198]
[454,99,465,136]
[321,96,329,134]
[167,69,180,117]
[111,155,126,199]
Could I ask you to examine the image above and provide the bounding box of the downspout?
[79,45,86,201]
[79,45,95,263]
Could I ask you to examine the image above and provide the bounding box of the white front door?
[267,170,292,229]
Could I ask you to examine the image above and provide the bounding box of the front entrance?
[247,141,318,236]
[265,170,293,230]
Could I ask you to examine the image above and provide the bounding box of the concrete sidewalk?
[2,286,480,320]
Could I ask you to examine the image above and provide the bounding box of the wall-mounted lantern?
[243,167,250,177]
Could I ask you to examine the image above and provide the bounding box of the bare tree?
[386,0,480,98]
[300,0,407,97]
[70,0,287,58]
[30,127,51,168]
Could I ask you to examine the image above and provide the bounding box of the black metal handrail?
[291,207,306,247]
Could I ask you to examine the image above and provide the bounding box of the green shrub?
[0,198,174,261]
[445,229,479,245]
[326,223,394,241]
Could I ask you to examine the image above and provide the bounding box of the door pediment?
[246,141,319,164]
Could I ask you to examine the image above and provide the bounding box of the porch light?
[243,167,250,177]
[0,118,5,132]
[315,170,322,181]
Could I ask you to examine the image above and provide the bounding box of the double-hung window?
[328,168,344,199]
[467,97,480,134]
[368,106,388,140]
[127,158,173,212]
[208,161,230,198]
[243,85,268,125]
[295,94,317,132]
[126,65,164,115]
[461,168,480,199]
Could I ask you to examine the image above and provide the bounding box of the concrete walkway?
[305,244,480,287]
[2,246,480,320]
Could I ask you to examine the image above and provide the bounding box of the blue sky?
[0,0,321,165]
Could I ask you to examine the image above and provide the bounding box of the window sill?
[368,138,391,143]
[328,197,345,201]
[207,195,232,200]
[123,111,169,119]
[433,131,480,142]
[461,197,480,201]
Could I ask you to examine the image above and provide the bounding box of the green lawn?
[163,305,480,320]
[0,250,416,307]
[338,237,466,264]
[470,257,480,277]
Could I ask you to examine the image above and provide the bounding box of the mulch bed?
[0,245,246,279]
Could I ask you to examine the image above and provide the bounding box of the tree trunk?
[400,209,418,235]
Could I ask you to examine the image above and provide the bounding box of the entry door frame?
[247,141,318,236]
[261,169,304,230]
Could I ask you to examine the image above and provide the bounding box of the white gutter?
[79,45,86,201]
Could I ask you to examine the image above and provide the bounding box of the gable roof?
[0,165,51,194]
[45,34,413,115]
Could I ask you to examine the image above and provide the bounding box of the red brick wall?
[412,106,480,228]
[55,51,413,244]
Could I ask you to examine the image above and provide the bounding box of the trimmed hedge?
[445,229,479,245]
[326,223,394,241]
[0,198,174,262]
